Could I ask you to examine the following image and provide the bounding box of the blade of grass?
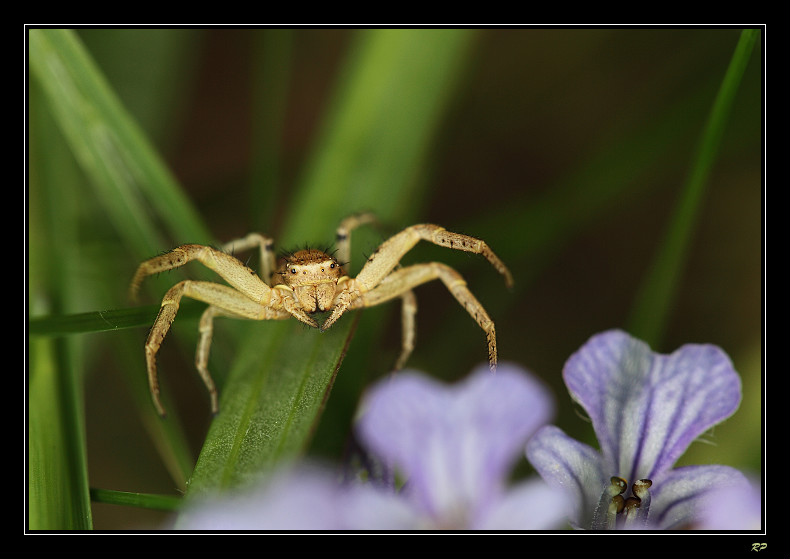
[29,336,92,529]
[282,28,475,237]
[627,29,759,347]
[28,29,212,256]
[184,29,476,502]
[89,488,181,512]
[186,317,357,498]
[77,29,200,149]
[29,29,203,494]
[28,86,92,529]
[248,29,294,233]
[28,302,203,337]
[277,28,477,460]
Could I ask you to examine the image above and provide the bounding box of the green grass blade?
[28,28,212,256]
[29,337,92,529]
[28,302,203,337]
[28,86,92,529]
[282,28,475,238]
[248,29,294,233]
[89,488,181,512]
[29,28,203,493]
[186,318,357,497]
[184,29,476,502]
[627,29,759,347]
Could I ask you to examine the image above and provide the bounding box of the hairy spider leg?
[321,224,513,333]
[130,244,272,302]
[348,262,499,371]
[395,289,417,370]
[220,233,277,285]
[335,212,378,266]
[195,302,293,415]
[334,212,418,370]
[130,242,313,416]
[130,243,317,326]
[145,280,291,416]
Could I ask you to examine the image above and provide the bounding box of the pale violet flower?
[180,363,566,530]
[526,329,749,530]
[179,463,416,530]
[355,363,566,529]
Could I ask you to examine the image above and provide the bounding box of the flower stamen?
[623,496,641,527]
[608,494,625,529]
[592,476,627,529]
[592,477,652,530]
[631,479,652,527]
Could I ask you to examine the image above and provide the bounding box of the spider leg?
[220,233,277,285]
[130,243,273,303]
[335,212,377,268]
[322,223,512,332]
[394,290,417,370]
[196,305,228,415]
[347,263,500,371]
[356,223,513,289]
[146,280,290,416]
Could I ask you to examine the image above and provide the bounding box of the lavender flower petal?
[476,478,568,530]
[526,424,607,529]
[179,465,342,529]
[647,464,749,529]
[695,476,761,530]
[563,330,742,482]
[179,464,417,530]
[356,363,554,522]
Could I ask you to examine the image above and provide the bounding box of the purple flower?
[180,363,566,530]
[355,363,566,529]
[526,329,749,530]
[178,463,417,530]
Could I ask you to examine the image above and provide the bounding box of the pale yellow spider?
[130,214,513,416]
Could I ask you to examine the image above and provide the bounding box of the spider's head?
[282,249,345,313]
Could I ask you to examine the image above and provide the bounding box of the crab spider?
[130,213,513,416]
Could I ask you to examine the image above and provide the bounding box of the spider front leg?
[142,280,290,416]
[355,223,514,289]
[322,223,512,333]
[130,243,274,302]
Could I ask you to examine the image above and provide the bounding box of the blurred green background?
[28,28,762,530]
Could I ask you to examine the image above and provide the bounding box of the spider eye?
[290,268,297,274]
[330,262,335,269]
